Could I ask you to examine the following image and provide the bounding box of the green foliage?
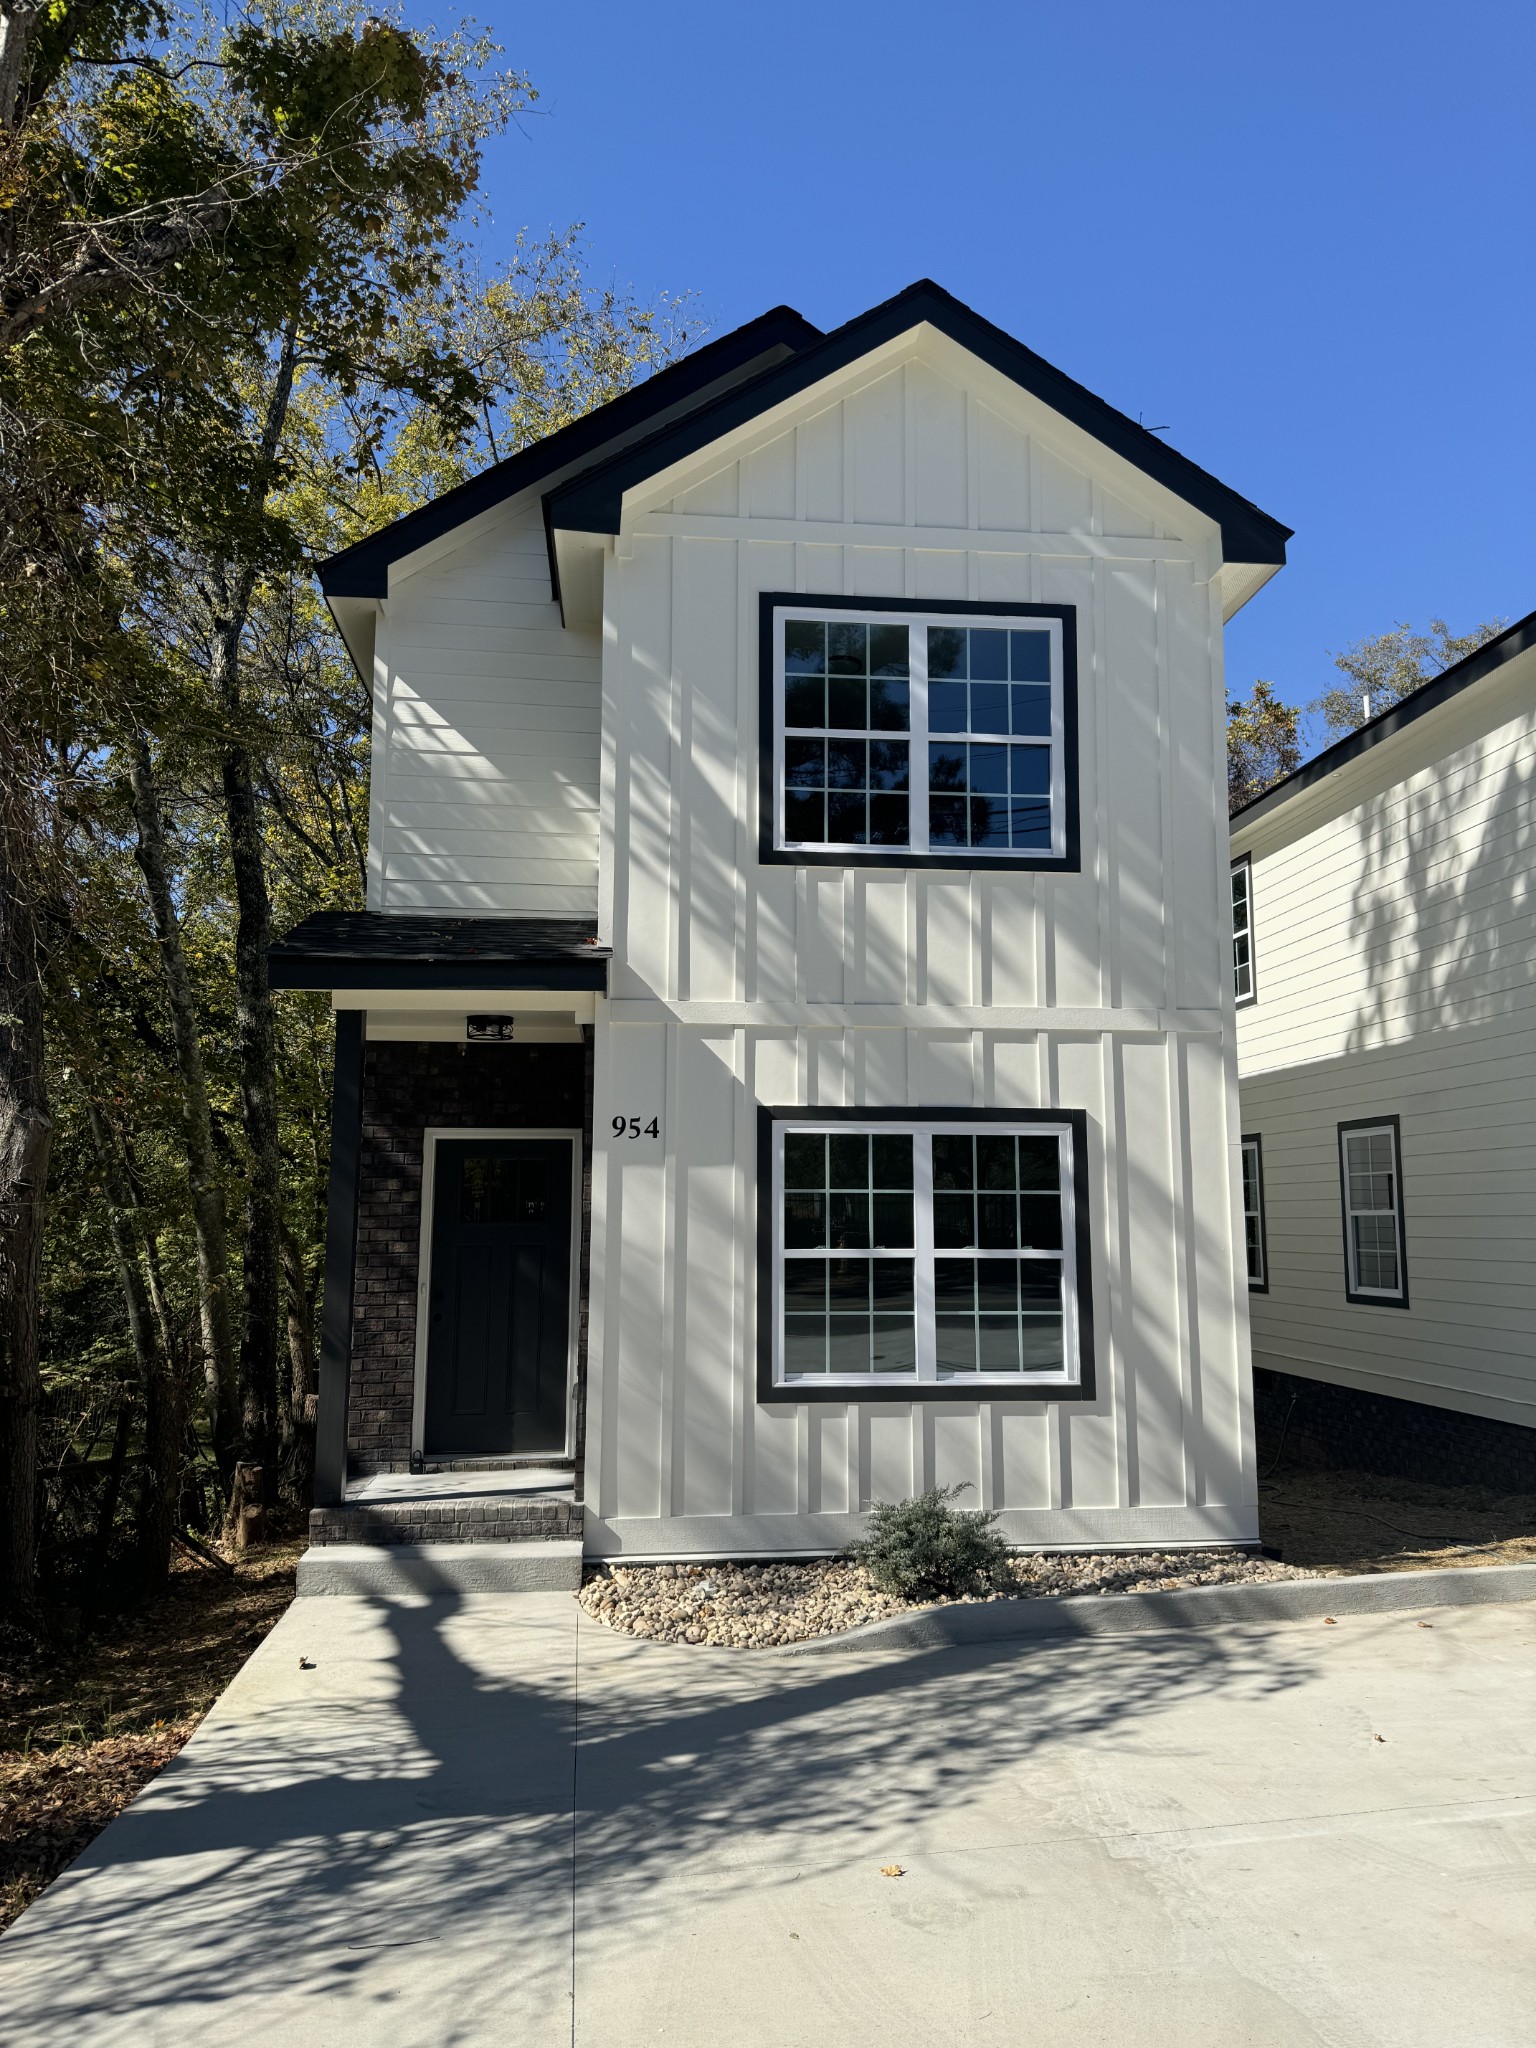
[1,0,697,1598]
[1227,680,1301,815]
[1311,618,1506,741]
[847,1484,1012,1602]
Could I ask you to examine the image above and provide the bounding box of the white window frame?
[771,603,1068,864]
[1337,1118,1408,1308]
[1240,1134,1267,1292]
[767,1117,1083,1394]
[411,1128,583,1462]
[1231,854,1256,1005]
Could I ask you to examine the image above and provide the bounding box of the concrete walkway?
[2,1590,1533,2046]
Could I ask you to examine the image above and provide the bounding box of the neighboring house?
[270,279,1292,1571]
[1230,612,1536,1492]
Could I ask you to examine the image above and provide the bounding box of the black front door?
[423,1138,573,1458]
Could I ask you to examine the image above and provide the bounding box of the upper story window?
[759,595,1079,871]
[1231,855,1255,1004]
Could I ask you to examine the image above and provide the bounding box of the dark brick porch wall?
[350,1037,594,1480]
[1255,1367,1536,1494]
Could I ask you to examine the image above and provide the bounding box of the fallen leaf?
[1373,1733,1386,1743]
[1416,1622,1433,1629]
[880,1864,905,1879]
[1323,1617,1337,1625]
[298,1657,315,1670]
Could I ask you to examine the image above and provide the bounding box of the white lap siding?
[1234,646,1536,1428]
[581,339,1258,1556]
[368,495,601,915]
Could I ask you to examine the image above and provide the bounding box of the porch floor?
[345,1467,575,1507]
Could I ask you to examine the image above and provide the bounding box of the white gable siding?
[581,342,1259,1555]
[1233,647,1536,1427]
[367,494,601,914]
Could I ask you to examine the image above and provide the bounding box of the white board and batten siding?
[367,493,602,916]
[1233,639,1536,1430]
[577,334,1261,1555]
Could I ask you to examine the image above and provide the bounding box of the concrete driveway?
[1,1588,1533,2047]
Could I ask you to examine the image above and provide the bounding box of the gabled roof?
[319,305,822,599]
[1231,606,1536,831]
[544,280,1291,571]
[318,280,1290,605]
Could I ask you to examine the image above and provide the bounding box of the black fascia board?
[1232,606,1536,828]
[319,305,822,599]
[271,958,609,991]
[545,279,1292,568]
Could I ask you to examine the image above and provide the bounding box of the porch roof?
[268,912,610,992]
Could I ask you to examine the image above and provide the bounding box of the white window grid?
[1232,859,1254,1003]
[772,605,1067,862]
[1340,1124,1405,1300]
[1240,1137,1266,1289]
[769,1118,1081,1391]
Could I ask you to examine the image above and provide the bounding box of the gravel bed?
[577,1548,1316,1649]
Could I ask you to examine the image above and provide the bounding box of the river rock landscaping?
[577,1547,1315,1649]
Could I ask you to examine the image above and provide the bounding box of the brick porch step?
[308,1496,582,1547]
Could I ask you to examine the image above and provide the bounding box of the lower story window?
[758,1109,1094,1400]
[1240,1135,1267,1291]
[1338,1117,1408,1307]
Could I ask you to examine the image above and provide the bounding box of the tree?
[0,0,689,1609]
[1227,680,1301,815]
[1312,618,1506,741]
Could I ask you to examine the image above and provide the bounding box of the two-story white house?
[270,280,1292,1574]
[1231,612,1536,1493]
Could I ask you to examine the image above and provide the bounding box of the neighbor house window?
[760,596,1078,870]
[1240,1135,1268,1292]
[757,1109,1094,1401]
[1231,855,1255,1004]
[1338,1118,1408,1307]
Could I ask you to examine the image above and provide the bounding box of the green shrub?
[847,1483,1012,1602]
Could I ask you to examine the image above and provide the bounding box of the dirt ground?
[1259,1466,1536,1574]
[0,1541,302,1932]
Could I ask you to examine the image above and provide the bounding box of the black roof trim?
[318,306,823,599]
[545,279,1291,568]
[269,912,610,992]
[1231,607,1536,829]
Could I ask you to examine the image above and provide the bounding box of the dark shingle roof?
[269,913,609,991]
[318,306,822,598]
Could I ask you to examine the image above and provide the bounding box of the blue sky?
[453,1,1533,741]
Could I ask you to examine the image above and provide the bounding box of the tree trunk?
[219,730,282,1497]
[280,1224,317,1506]
[85,1101,181,1585]
[208,316,299,1509]
[127,736,240,1481]
[0,819,49,1620]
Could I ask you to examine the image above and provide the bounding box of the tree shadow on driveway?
[0,1593,1318,2044]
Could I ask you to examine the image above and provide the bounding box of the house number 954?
[612,1116,661,1140]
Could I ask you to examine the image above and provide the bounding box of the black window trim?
[1337,1113,1410,1310]
[756,592,1081,873]
[1240,1132,1268,1294]
[755,1104,1096,1404]
[1231,852,1256,1008]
